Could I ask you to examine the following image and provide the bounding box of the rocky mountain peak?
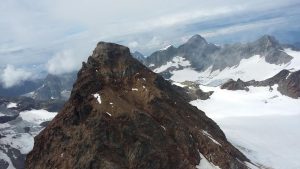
[84,42,146,79]
[186,34,208,46]
[255,35,281,49]
[88,42,132,66]
[25,42,250,169]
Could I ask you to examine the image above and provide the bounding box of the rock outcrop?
[25,42,251,169]
[221,79,249,91]
[221,69,300,99]
[277,70,300,98]
[173,81,214,100]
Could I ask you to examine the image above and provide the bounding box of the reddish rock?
[25,42,250,169]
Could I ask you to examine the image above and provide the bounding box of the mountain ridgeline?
[25,42,252,169]
[145,35,293,72]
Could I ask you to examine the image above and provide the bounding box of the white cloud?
[0,65,33,88]
[128,41,139,48]
[130,6,244,34]
[46,50,82,75]
[0,0,299,66]
[200,17,286,38]
[145,36,162,49]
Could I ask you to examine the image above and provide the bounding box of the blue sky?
[0,0,300,87]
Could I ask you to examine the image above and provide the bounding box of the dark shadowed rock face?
[277,70,300,98]
[145,45,177,68]
[173,81,214,101]
[131,51,145,63]
[25,42,250,169]
[221,79,249,91]
[32,73,76,101]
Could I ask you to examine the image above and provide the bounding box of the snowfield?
[0,109,57,169]
[190,85,300,169]
[154,56,191,73]
[169,48,300,85]
[19,109,57,124]
[170,49,300,169]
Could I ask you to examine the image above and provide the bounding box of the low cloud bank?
[46,50,81,75]
[0,65,33,88]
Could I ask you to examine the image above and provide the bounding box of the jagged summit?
[186,34,208,46]
[145,34,293,74]
[25,42,250,169]
[88,42,133,66]
[254,34,281,49]
[257,35,278,43]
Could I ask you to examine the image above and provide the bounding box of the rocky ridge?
[221,69,300,98]
[25,42,252,169]
[145,35,293,72]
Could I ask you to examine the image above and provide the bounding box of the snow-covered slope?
[154,56,191,73]
[0,99,58,169]
[190,85,300,169]
[169,49,300,85]
[167,49,300,169]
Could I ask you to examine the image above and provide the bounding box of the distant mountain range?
[139,34,300,98]
[1,35,300,169]
[0,72,76,101]
[144,34,294,71]
[1,34,299,101]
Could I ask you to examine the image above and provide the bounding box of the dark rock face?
[221,79,249,91]
[33,74,62,100]
[253,69,290,87]
[221,69,300,99]
[145,34,293,73]
[0,114,19,123]
[277,70,300,98]
[250,35,292,65]
[25,42,250,169]
[131,51,145,63]
[145,45,177,68]
[32,73,76,101]
[173,81,214,101]
[177,35,220,70]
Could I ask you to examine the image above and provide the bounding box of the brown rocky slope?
[25,42,252,169]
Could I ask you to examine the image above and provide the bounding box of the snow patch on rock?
[201,130,222,146]
[196,150,221,169]
[154,56,191,73]
[92,93,102,104]
[6,102,17,108]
